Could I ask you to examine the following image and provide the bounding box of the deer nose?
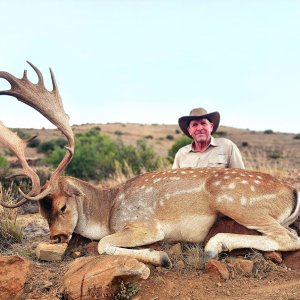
[51,234,68,243]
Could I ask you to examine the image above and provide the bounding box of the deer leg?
[204,219,300,261]
[98,222,171,267]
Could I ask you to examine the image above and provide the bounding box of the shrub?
[241,141,249,147]
[45,129,165,181]
[268,151,281,159]
[0,182,22,251]
[166,135,174,140]
[38,138,67,153]
[294,133,300,140]
[27,137,40,148]
[144,135,153,139]
[264,129,274,134]
[168,136,191,162]
[0,156,8,169]
[114,131,123,136]
[175,129,181,134]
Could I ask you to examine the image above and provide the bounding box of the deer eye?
[60,204,67,213]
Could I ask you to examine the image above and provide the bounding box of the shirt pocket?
[208,155,228,168]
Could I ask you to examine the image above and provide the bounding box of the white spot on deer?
[254,180,261,185]
[241,174,246,177]
[217,194,235,203]
[213,181,221,186]
[240,196,247,206]
[118,193,125,200]
[224,175,230,179]
[145,178,148,182]
[231,171,237,174]
[248,174,254,178]
[192,174,197,178]
[159,199,165,206]
[227,182,236,189]
[235,177,241,180]
[145,187,153,193]
[214,174,219,177]
[189,170,194,174]
[181,171,187,174]
[172,171,178,174]
[257,176,263,180]
[241,180,248,184]
[164,185,205,200]
[153,178,161,184]
[250,186,256,192]
[170,177,180,180]
[138,185,146,190]
[249,194,276,205]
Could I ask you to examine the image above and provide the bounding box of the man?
[172,108,245,169]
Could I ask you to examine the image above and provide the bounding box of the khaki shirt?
[172,137,245,169]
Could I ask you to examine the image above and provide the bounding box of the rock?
[63,255,150,299]
[204,217,259,245]
[21,219,50,242]
[264,251,282,264]
[283,250,300,270]
[35,242,68,261]
[71,251,81,259]
[174,260,185,269]
[204,259,229,280]
[0,256,33,299]
[226,257,254,276]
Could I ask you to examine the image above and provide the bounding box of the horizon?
[1,0,300,134]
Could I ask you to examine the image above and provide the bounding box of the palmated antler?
[0,121,41,207]
[0,61,74,201]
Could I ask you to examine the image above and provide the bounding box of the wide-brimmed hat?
[178,108,220,138]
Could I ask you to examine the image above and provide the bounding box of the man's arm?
[229,143,245,169]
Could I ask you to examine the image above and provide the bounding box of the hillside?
[1,123,299,173]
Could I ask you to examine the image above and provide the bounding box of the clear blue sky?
[1,0,300,133]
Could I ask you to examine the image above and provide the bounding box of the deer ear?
[60,178,85,197]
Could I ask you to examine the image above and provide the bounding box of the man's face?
[187,118,214,143]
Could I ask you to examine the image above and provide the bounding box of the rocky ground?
[1,211,300,300]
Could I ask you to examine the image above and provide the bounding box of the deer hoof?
[160,253,172,268]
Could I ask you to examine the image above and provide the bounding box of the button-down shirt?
[172,137,245,169]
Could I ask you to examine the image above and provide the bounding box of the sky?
[0,0,300,134]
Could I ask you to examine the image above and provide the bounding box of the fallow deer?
[0,62,300,269]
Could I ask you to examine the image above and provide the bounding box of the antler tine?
[0,62,75,201]
[0,121,41,208]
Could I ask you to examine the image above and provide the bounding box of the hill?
[1,123,299,173]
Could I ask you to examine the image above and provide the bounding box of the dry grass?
[0,182,22,252]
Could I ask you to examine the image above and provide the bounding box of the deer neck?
[73,182,119,240]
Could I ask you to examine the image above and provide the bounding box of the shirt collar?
[189,136,218,152]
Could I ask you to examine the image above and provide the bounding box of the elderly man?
[172,108,245,169]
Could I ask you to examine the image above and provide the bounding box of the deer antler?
[0,121,41,207]
[0,61,74,201]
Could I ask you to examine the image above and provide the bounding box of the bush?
[0,156,8,169]
[45,129,165,181]
[264,129,274,134]
[241,141,249,147]
[144,135,153,139]
[27,137,40,148]
[0,183,22,251]
[166,135,174,140]
[175,129,181,134]
[294,133,300,140]
[38,138,67,153]
[168,136,191,162]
